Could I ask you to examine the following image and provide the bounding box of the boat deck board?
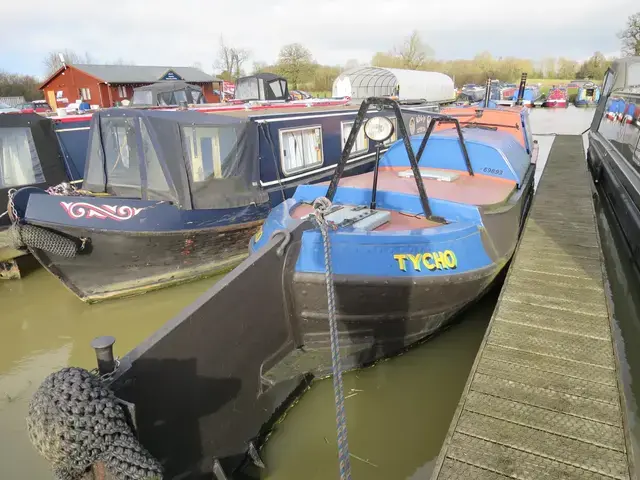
[430,135,634,480]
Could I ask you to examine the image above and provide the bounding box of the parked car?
[0,102,20,114]
[15,100,52,113]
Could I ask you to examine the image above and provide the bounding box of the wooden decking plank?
[430,135,633,480]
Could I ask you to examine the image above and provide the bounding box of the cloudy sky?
[2,0,637,78]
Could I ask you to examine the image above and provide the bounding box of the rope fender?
[26,367,163,480]
[9,224,79,258]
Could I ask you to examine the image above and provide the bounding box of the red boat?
[543,86,568,108]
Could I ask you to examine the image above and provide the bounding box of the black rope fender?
[26,367,163,480]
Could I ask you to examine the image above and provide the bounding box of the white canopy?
[332,67,455,103]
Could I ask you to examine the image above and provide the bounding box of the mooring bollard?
[90,336,116,375]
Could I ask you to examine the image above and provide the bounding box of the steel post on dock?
[431,135,635,480]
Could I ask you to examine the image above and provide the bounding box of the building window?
[118,86,128,98]
[279,126,323,176]
[79,88,91,101]
[341,121,368,156]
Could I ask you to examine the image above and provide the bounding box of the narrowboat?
[588,57,640,274]
[543,86,569,108]
[249,99,537,376]
[575,82,601,107]
[1,113,70,278]
[26,98,537,480]
[17,102,439,301]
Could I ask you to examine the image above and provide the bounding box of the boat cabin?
[234,73,290,102]
[130,81,207,107]
[588,56,640,270]
[83,109,268,209]
[0,113,68,226]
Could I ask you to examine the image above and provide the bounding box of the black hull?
[29,221,262,302]
[587,134,640,273]
[263,263,504,383]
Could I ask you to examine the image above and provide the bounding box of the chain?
[45,182,79,196]
[89,358,121,382]
[310,196,352,480]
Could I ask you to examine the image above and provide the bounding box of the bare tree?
[395,31,433,70]
[216,37,250,80]
[276,43,315,89]
[618,12,640,56]
[43,49,93,75]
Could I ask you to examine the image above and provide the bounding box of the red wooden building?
[40,64,222,111]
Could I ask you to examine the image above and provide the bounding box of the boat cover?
[131,81,205,106]
[83,109,268,210]
[0,113,68,225]
[234,73,290,102]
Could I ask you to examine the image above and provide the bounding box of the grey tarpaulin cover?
[83,109,269,210]
[234,73,290,102]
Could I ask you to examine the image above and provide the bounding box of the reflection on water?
[257,288,498,480]
[0,266,219,479]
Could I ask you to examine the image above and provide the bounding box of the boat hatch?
[300,204,391,231]
[398,168,460,182]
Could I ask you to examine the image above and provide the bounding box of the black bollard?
[91,336,116,375]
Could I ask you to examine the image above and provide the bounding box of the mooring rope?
[310,196,352,480]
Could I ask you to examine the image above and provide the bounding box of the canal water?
[3,106,633,480]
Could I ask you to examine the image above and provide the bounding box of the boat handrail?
[325,97,472,224]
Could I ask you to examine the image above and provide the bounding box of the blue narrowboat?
[574,82,602,107]
[249,99,537,373]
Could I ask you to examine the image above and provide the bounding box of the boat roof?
[610,56,640,92]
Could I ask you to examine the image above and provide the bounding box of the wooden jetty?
[430,135,635,480]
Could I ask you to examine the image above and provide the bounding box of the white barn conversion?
[332,67,456,103]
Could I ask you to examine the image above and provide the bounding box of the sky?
[1,0,637,79]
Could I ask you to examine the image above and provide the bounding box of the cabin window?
[384,117,398,146]
[118,86,128,98]
[601,70,615,97]
[0,128,45,188]
[174,90,188,105]
[132,90,153,106]
[269,80,283,98]
[279,126,323,175]
[182,125,237,182]
[236,79,259,101]
[101,117,141,196]
[140,121,172,201]
[341,121,368,156]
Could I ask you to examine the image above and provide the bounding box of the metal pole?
[370,143,382,210]
[91,336,116,375]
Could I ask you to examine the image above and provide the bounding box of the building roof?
[40,64,222,89]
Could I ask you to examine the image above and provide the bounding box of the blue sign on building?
[160,70,183,81]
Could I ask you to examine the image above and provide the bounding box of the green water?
[255,290,497,480]
[0,263,220,479]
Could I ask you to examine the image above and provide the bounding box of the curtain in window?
[283,128,321,173]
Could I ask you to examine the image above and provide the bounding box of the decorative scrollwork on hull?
[60,202,143,221]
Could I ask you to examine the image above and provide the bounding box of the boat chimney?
[515,72,528,106]
[483,78,492,108]
[91,336,116,375]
